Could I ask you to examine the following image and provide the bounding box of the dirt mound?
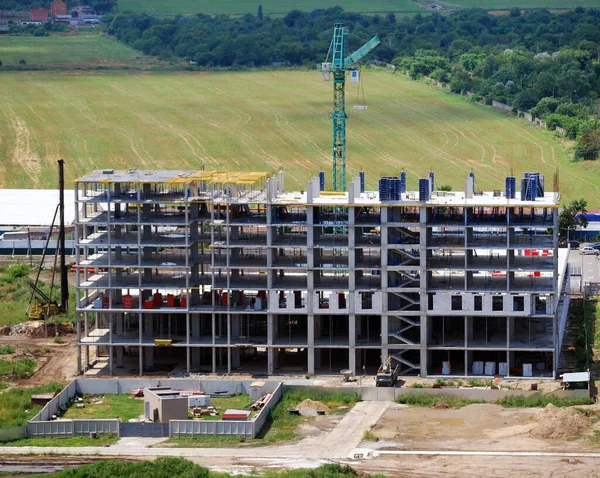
[297,399,329,412]
[434,401,452,409]
[530,403,590,439]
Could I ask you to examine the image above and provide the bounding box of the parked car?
[580,246,599,255]
[569,240,580,249]
[589,243,600,250]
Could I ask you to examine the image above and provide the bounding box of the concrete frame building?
[74,169,560,378]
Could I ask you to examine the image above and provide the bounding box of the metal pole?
[58,160,68,312]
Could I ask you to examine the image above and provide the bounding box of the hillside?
[0,69,589,201]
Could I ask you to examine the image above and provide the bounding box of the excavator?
[26,160,69,321]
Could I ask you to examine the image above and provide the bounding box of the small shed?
[144,387,188,423]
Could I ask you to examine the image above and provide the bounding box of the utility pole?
[58,159,68,312]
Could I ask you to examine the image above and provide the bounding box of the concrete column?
[419,206,428,376]
[349,315,356,375]
[231,314,240,341]
[314,348,321,369]
[116,346,124,368]
[349,348,356,375]
[109,346,113,375]
[144,347,154,369]
[307,314,315,375]
[192,348,200,368]
[231,348,240,368]
[139,346,143,375]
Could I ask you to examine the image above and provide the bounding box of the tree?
[574,131,600,161]
[257,4,263,21]
[559,199,588,238]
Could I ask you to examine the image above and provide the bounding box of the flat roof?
[76,170,269,185]
[273,190,560,208]
[75,169,559,207]
[0,189,76,227]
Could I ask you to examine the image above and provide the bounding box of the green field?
[0,33,166,68]
[0,69,595,203]
[117,0,424,16]
[442,0,600,8]
[117,0,600,16]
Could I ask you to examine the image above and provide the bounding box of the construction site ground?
[2,330,600,476]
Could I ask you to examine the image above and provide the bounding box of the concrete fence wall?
[492,100,514,113]
[31,380,77,422]
[0,426,27,443]
[28,419,119,438]
[75,378,280,396]
[252,382,283,437]
[170,419,254,438]
[556,126,567,136]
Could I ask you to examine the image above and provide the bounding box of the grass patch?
[363,430,377,441]
[62,394,144,422]
[495,393,593,408]
[0,357,37,379]
[0,265,76,327]
[195,394,252,420]
[52,337,64,344]
[0,382,9,390]
[3,435,118,447]
[395,393,484,408]
[0,382,63,429]
[162,390,359,448]
[466,378,494,388]
[43,458,364,477]
[0,345,15,355]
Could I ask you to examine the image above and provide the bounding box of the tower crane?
[320,24,380,191]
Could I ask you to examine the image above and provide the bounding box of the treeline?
[104,7,600,159]
[0,0,116,14]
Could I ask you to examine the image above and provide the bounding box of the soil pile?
[530,403,590,439]
[297,399,329,412]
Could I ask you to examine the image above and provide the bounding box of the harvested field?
[0,70,590,202]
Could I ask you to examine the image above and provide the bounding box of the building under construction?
[74,169,561,378]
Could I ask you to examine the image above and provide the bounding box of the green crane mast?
[321,23,380,191]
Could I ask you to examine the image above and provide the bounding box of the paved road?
[0,401,391,472]
[567,246,600,292]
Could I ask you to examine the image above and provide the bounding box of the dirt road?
[0,335,78,386]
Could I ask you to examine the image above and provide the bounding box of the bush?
[574,130,600,161]
[395,393,484,408]
[4,264,29,281]
[53,337,65,344]
[0,345,15,355]
[495,393,593,408]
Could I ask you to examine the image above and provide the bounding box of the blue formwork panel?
[419,178,430,201]
[505,176,516,199]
